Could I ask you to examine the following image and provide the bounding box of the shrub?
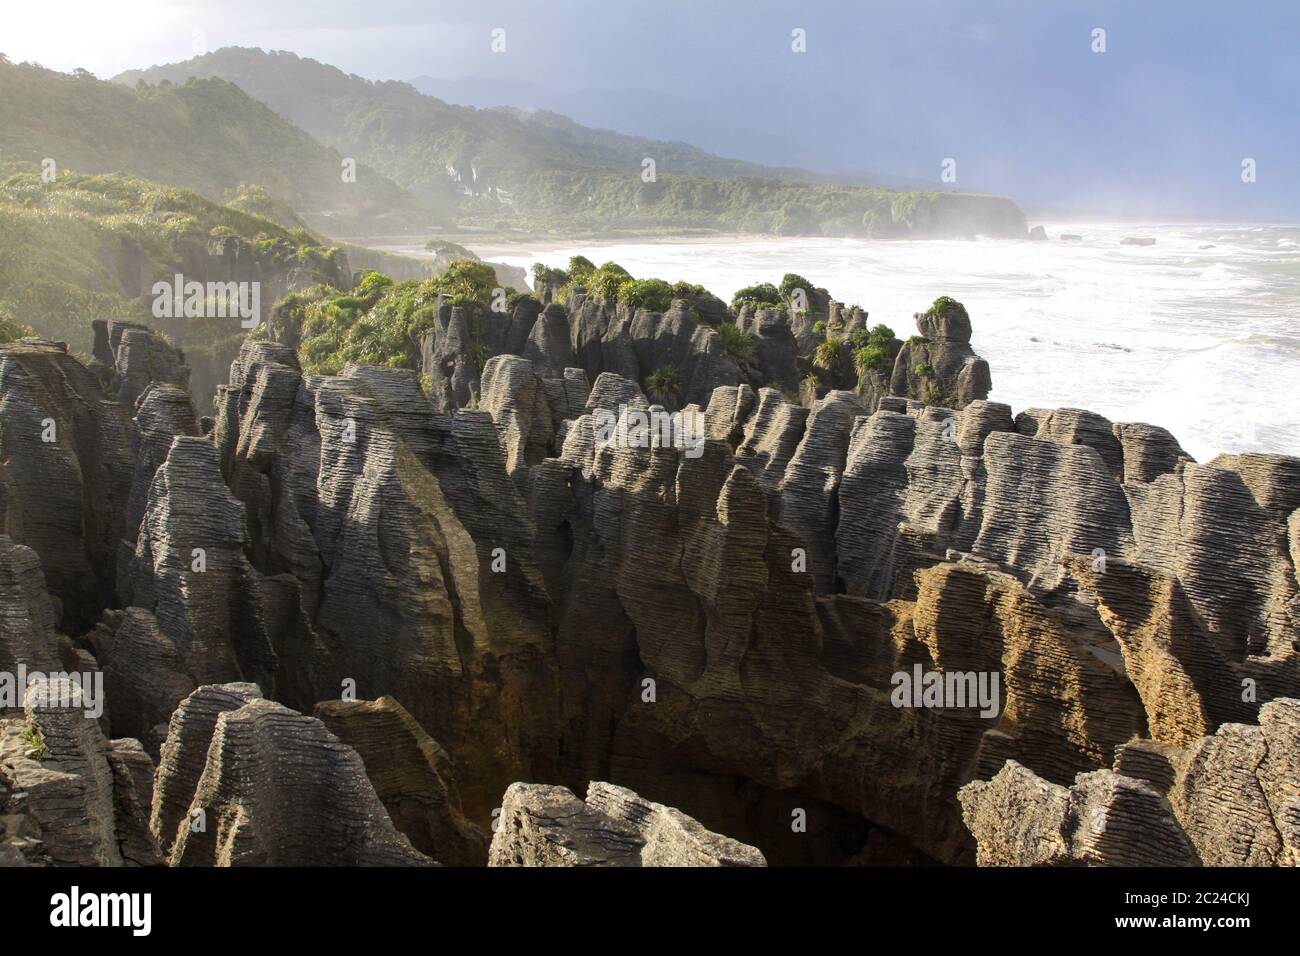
[716,324,756,368]
[617,277,674,313]
[814,339,845,371]
[780,273,812,301]
[587,261,632,301]
[855,346,889,374]
[532,262,568,288]
[19,723,46,761]
[851,323,895,350]
[0,303,33,343]
[645,364,681,405]
[730,282,781,311]
[429,259,497,305]
[930,295,968,322]
[567,255,597,284]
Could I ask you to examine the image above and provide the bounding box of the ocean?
[482,223,1300,462]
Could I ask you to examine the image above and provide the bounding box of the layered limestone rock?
[149,681,263,860]
[479,354,585,480]
[1169,697,1300,866]
[3,302,1296,867]
[420,299,480,411]
[419,291,750,415]
[489,781,765,867]
[154,684,431,866]
[958,761,1197,866]
[91,319,189,408]
[0,339,138,630]
[960,697,1300,866]
[105,435,277,743]
[890,299,991,409]
[0,535,64,686]
[737,305,800,394]
[146,331,1296,865]
[211,343,559,821]
[0,677,159,867]
[315,696,488,865]
[0,331,195,631]
[775,390,865,592]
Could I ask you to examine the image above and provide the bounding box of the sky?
[4,0,1299,219]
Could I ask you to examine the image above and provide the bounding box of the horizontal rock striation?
[958,760,1197,866]
[1,292,1296,867]
[0,535,64,686]
[960,697,1300,866]
[890,299,991,409]
[156,684,431,866]
[314,695,488,865]
[0,677,159,866]
[489,781,765,866]
[0,331,196,632]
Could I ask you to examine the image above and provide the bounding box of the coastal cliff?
[0,280,1296,867]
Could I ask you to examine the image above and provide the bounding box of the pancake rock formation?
[489,781,766,867]
[0,285,1295,868]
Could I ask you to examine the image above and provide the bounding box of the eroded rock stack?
[315,695,488,865]
[0,286,1295,868]
[960,697,1300,866]
[489,781,766,867]
[890,298,991,408]
[0,677,158,867]
[153,683,431,866]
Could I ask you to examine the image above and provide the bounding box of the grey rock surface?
[489,780,765,867]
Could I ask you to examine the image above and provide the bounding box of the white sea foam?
[486,221,1300,461]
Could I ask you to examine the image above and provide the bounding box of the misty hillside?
[408,74,943,192]
[0,170,355,406]
[116,48,1027,238]
[0,57,430,235]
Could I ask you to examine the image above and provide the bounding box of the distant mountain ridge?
[407,74,942,193]
[0,57,429,236]
[117,48,1027,239]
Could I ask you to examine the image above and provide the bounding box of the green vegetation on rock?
[645,365,681,406]
[19,722,47,761]
[0,170,346,362]
[716,324,757,369]
[929,295,969,323]
[292,261,515,376]
[729,283,782,312]
[814,339,846,371]
[0,303,33,343]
